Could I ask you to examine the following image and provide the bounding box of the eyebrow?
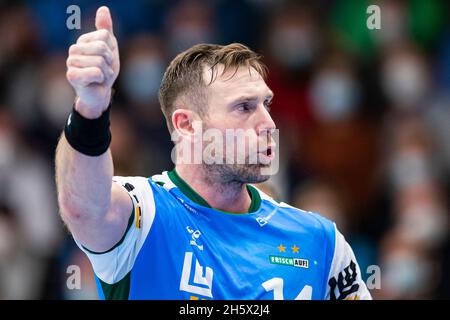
[232,92,274,103]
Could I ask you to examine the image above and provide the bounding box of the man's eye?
[237,103,251,112]
[264,100,273,111]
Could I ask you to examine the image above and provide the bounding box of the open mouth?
[258,147,272,155]
[258,145,275,163]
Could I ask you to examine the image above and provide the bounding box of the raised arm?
[55,6,132,252]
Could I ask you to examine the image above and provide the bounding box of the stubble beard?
[203,162,271,186]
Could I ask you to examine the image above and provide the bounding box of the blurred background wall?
[0,0,448,299]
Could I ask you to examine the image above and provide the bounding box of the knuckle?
[93,67,103,78]
[67,55,77,65]
[76,33,86,43]
[100,41,109,52]
[95,41,107,54]
[66,69,77,82]
[69,44,77,54]
[96,56,105,66]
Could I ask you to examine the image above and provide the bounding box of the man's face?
[199,65,277,184]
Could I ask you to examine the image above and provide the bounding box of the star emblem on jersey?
[271,244,308,269]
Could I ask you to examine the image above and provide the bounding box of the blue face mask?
[123,57,165,104]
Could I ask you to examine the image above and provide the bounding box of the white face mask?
[270,26,316,69]
[390,150,433,189]
[40,77,74,127]
[123,56,165,104]
[382,250,431,296]
[390,152,431,189]
[382,57,428,108]
[310,71,360,122]
[398,204,448,247]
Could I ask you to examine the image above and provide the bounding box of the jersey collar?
[167,168,261,214]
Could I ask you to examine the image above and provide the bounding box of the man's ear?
[172,109,202,140]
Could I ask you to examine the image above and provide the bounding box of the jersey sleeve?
[73,176,156,285]
[325,225,372,300]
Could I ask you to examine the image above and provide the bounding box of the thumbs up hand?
[66,6,120,119]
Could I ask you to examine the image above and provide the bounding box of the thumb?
[95,6,113,34]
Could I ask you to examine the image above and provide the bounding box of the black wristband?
[64,105,112,156]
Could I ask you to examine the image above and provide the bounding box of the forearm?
[55,6,133,252]
[55,132,113,223]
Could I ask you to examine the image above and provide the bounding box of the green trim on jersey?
[167,168,261,213]
[247,185,261,213]
[99,272,130,300]
[82,202,135,255]
[168,169,210,207]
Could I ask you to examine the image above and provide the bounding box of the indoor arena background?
[0,0,449,299]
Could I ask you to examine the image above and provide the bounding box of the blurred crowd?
[0,0,448,299]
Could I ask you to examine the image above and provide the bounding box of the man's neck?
[175,164,251,213]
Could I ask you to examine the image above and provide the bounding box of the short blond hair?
[158,43,267,132]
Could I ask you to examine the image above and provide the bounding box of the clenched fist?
[66,6,120,119]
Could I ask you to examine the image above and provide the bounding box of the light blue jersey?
[75,169,371,300]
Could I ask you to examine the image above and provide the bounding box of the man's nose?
[256,104,276,134]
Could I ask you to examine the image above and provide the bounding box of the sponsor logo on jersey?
[186,226,203,251]
[179,252,213,298]
[328,260,360,300]
[256,208,278,227]
[269,255,309,269]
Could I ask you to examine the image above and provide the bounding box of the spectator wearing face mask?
[264,3,321,132]
[377,229,439,300]
[298,51,381,229]
[381,43,431,113]
[164,0,216,58]
[376,109,449,299]
[261,3,324,199]
[117,34,172,174]
[121,35,166,109]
